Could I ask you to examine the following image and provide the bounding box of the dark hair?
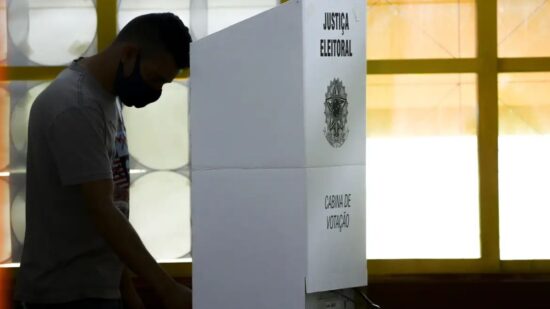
[116,13,192,69]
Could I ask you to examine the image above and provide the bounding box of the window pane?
[123,82,189,170]
[207,0,277,35]
[118,0,190,35]
[499,73,550,260]
[129,171,190,260]
[6,0,97,66]
[367,0,476,60]
[119,0,277,40]
[0,178,9,264]
[366,74,480,259]
[10,82,48,155]
[1,1,7,63]
[0,85,8,171]
[10,186,24,251]
[498,0,550,58]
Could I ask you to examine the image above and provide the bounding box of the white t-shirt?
[15,60,124,303]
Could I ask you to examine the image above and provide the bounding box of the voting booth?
[190,0,366,307]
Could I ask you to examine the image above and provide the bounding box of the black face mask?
[114,55,162,108]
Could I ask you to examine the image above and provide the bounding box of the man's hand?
[120,267,145,309]
[159,282,192,309]
[81,179,186,307]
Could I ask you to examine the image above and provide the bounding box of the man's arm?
[81,179,191,309]
[120,267,145,309]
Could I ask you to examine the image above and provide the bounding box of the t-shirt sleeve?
[47,107,113,186]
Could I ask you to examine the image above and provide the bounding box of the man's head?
[113,13,192,108]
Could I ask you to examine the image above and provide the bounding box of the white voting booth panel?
[190,0,366,308]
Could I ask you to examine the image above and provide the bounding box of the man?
[15,13,192,309]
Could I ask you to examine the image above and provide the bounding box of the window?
[207,0,277,35]
[366,0,550,274]
[118,0,190,35]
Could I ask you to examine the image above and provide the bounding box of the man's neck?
[80,48,119,96]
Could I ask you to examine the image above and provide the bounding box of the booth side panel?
[302,0,368,293]
[189,1,305,170]
[191,169,308,309]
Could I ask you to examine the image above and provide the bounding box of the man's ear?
[120,43,140,77]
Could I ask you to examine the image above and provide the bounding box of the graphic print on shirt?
[113,102,130,218]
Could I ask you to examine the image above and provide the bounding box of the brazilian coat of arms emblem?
[323,78,349,148]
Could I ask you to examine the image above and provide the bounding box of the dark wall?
[6,274,550,308]
[364,274,550,309]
